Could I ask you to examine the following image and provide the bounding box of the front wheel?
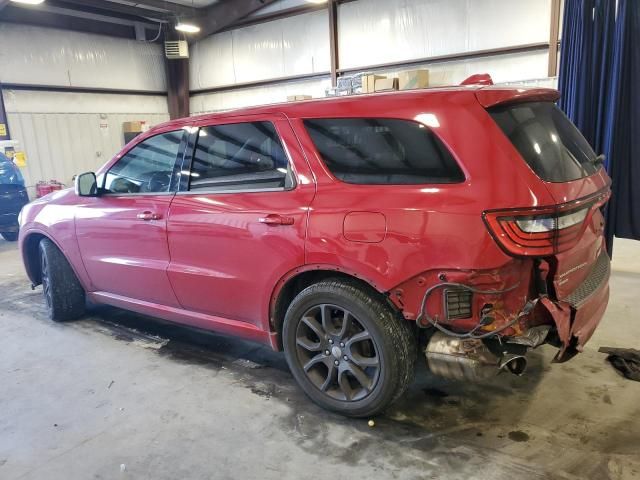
[39,238,86,321]
[283,280,416,417]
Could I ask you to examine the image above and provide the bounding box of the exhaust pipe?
[425,332,528,382]
[499,354,527,376]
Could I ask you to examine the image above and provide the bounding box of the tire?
[2,232,18,242]
[39,238,86,322]
[283,280,416,418]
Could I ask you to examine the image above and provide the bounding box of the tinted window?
[303,118,464,185]
[189,122,291,192]
[104,130,183,194]
[489,102,599,182]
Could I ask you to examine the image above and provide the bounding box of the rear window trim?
[302,116,467,186]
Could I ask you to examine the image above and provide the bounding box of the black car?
[0,153,29,241]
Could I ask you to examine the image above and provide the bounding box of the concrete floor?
[0,239,639,480]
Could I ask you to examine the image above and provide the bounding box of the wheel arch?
[21,231,49,286]
[269,265,397,351]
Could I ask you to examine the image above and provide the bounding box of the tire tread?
[40,238,85,322]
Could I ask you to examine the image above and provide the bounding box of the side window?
[303,118,465,185]
[189,121,293,192]
[104,130,184,194]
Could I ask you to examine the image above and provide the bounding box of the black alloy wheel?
[283,280,416,417]
[295,304,381,401]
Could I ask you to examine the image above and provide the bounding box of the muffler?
[425,332,528,381]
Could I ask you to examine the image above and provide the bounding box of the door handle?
[258,214,294,226]
[137,211,162,221]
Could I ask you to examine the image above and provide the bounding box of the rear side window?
[189,121,293,192]
[303,118,464,185]
[489,102,599,182]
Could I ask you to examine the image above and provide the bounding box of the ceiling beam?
[56,0,172,22]
[16,2,160,28]
[121,0,195,17]
[225,3,327,31]
[0,5,141,39]
[196,0,278,39]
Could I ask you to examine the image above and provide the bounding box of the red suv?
[19,85,611,417]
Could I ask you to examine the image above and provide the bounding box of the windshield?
[0,153,25,186]
[489,102,600,182]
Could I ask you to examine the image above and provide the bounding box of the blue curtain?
[558,0,640,253]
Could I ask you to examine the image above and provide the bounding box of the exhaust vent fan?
[165,41,189,59]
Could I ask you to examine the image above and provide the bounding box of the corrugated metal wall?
[4,90,169,195]
[0,24,170,194]
[190,0,556,112]
[0,23,166,91]
[190,9,330,90]
[338,0,550,70]
[190,77,331,114]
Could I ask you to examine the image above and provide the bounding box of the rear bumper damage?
[540,250,610,361]
[390,254,611,380]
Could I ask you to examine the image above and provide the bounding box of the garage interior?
[1,0,639,479]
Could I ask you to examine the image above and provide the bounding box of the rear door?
[75,128,187,306]
[166,114,315,330]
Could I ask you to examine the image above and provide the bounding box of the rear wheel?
[39,238,85,321]
[1,232,18,242]
[283,280,416,417]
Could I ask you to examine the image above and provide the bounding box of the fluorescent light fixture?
[10,0,45,4]
[306,0,328,3]
[175,22,200,33]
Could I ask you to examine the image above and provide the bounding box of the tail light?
[483,189,610,257]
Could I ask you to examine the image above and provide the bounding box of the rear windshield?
[489,102,600,182]
[303,118,465,185]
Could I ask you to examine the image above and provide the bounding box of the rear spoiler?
[475,87,560,108]
[459,73,560,108]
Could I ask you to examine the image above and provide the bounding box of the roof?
[152,84,560,132]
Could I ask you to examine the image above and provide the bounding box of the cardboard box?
[398,69,429,90]
[123,121,146,133]
[286,95,313,102]
[374,77,398,92]
[362,74,386,93]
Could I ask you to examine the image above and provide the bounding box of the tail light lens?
[483,190,610,257]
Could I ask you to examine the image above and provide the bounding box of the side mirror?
[75,172,98,197]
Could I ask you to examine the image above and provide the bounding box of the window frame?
[302,116,467,186]
[100,129,188,197]
[176,117,298,196]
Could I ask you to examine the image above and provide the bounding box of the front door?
[75,128,186,307]
[166,115,315,330]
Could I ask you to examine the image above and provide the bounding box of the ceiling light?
[175,22,200,33]
[10,0,45,4]
[305,0,328,3]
